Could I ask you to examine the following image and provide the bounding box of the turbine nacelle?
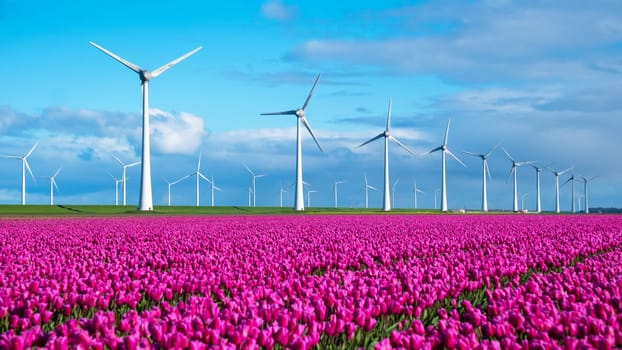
[139,70,153,82]
[295,109,305,118]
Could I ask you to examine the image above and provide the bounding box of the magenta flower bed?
[0,215,621,349]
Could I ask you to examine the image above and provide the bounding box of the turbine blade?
[446,149,466,167]
[151,46,202,78]
[112,155,124,166]
[89,42,142,73]
[486,141,502,157]
[462,151,481,157]
[386,98,392,132]
[256,174,267,178]
[443,119,451,146]
[559,167,572,175]
[161,176,171,184]
[358,133,384,148]
[214,186,223,192]
[0,155,20,159]
[426,146,443,155]
[485,161,493,181]
[24,142,39,158]
[390,136,417,157]
[24,159,36,183]
[501,147,514,161]
[242,163,255,176]
[127,161,140,167]
[507,166,515,183]
[199,172,211,183]
[197,152,202,172]
[302,117,323,152]
[302,74,321,111]
[52,179,59,192]
[260,110,298,115]
[416,189,424,193]
[53,167,62,178]
[368,185,377,191]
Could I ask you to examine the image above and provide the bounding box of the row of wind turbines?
[0,42,599,212]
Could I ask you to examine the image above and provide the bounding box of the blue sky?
[1,0,621,210]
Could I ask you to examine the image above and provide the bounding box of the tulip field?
[1,215,621,349]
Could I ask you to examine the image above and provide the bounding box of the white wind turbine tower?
[333,180,345,208]
[189,152,211,207]
[113,155,140,206]
[0,142,38,205]
[90,42,202,211]
[462,143,499,212]
[520,193,528,211]
[530,163,551,213]
[413,177,424,209]
[579,176,597,214]
[391,177,400,209]
[260,74,324,211]
[562,168,577,213]
[162,174,190,207]
[363,173,377,209]
[425,120,465,212]
[502,148,534,212]
[45,167,62,206]
[357,99,416,211]
[307,189,317,208]
[243,163,266,207]
[208,175,222,207]
[549,167,571,213]
[279,183,287,208]
[248,187,253,207]
[108,173,122,206]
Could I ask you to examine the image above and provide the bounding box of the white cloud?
[288,1,622,83]
[260,0,296,21]
[150,108,206,155]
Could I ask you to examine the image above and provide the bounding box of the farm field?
[1,215,621,349]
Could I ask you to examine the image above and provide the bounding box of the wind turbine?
[357,99,416,211]
[391,177,400,209]
[261,74,324,211]
[90,42,202,211]
[279,183,287,208]
[520,193,528,211]
[363,173,377,209]
[562,168,577,213]
[579,176,597,214]
[333,180,345,208]
[425,120,465,212]
[108,173,123,206]
[189,152,211,207]
[530,163,551,213]
[243,163,266,207]
[113,155,140,206]
[45,167,62,206]
[413,177,424,209]
[549,167,572,213]
[463,143,500,212]
[0,142,38,205]
[208,175,222,207]
[162,174,190,207]
[307,189,317,208]
[502,148,534,212]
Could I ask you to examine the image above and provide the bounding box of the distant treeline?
[589,207,622,213]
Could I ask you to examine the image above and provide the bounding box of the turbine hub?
[384,131,389,137]
[139,70,152,82]
[441,145,447,151]
[295,109,304,118]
